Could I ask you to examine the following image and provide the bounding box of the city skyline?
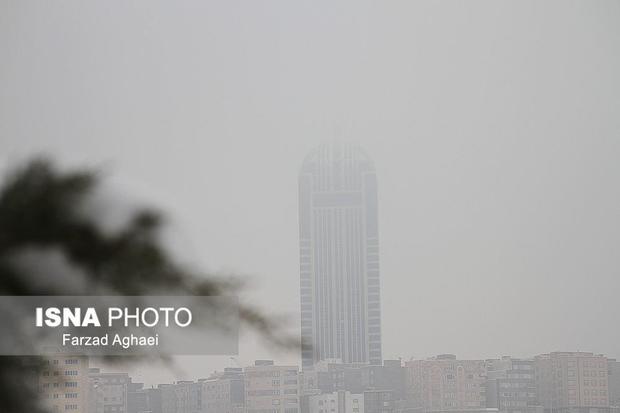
[2,0,620,390]
[77,350,620,413]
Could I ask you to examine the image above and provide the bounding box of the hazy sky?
[2,1,620,384]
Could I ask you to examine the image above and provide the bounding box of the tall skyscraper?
[298,143,382,370]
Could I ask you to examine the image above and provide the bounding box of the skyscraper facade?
[298,143,382,370]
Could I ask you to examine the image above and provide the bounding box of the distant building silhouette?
[485,356,542,413]
[534,352,612,412]
[405,354,487,412]
[298,143,382,369]
[38,355,90,413]
[244,360,300,413]
[88,368,129,413]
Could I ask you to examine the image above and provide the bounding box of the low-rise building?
[308,391,364,413]
[364,390,394,413]
[534,352,611,413]
[362,361,407,401]
[88,368,130,413]
[159,381,202,413]
[314,361,366,395]
[38,355,90,413]
[202,367,245,413]
[127,381,163,413]
[486,357,541,413]
[405,354,486,412]
[609,359,620,408]
[244,360,300,413]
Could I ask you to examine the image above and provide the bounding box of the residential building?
[364,390,394,413]
[244,360,300,413]
[308,391,364,413]
[38,355,90,413]
[485,357,542,413]
[201,367,245,413]
[609,359,620,408]
[127,381,163,413]
[361,361,407,401]
[534,352,611,413]
[88,368,129,413]
[159,381,202,413]
[315,361,366,394]
[405,354,487,412]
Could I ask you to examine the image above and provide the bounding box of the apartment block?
[127,381,163,413]
[88,368,129,413]
[534,352,611,412]
[314,361,366,395]
[201,367,245,413]
[159,381,202,413]
[244,360,300,413]
[361,361,407,401]
[308,391,364,413]
[38,355,90,413]
[363,390,394,413]
[609,360,620,408]
[405,354,486,412]
[486,357,542,413]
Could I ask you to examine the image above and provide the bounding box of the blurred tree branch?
[0,158,296,412]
